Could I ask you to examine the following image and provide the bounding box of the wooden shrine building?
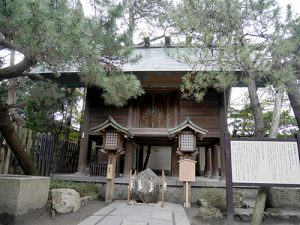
[77,46,229,180]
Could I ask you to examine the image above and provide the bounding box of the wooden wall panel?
[89,107,127,128]
[179,90,220,134]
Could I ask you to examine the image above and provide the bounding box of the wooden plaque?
[179,159,196,182]
[106,164,113,180]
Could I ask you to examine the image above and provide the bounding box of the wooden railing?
[35,133,79,176]
[90,162,108,176]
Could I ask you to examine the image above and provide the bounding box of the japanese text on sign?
[231,141,300,184]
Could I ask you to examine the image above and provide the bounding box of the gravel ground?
[185,206,300,225]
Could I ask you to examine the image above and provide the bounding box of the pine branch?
[0,39,25,53]
[0,56,37,81]
[0,102,26,110]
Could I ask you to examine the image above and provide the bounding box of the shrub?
[204,188,245,211]
[50,179,98,197]
[205,188,227,211]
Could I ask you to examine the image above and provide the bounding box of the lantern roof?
[168,118,208,139]
[90,116,133,138]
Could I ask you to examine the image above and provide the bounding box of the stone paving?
[77,200,190,225]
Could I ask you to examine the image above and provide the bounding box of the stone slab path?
[77,200,190,225]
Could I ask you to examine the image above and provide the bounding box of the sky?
[278,0,300,14]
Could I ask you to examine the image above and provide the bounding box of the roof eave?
[90,116,133,138]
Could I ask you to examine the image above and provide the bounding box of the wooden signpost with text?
[179,159,196,208]
[225,133,300,221]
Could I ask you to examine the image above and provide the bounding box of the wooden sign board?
[106,164,113,180]
[231,141,300,184]
[179,159,196,182]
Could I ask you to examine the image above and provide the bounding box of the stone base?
[0,175,50,217]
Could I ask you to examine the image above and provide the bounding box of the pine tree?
[0,0,143,174]
[167,1,298,224]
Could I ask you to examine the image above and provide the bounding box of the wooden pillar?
[127,102,134,128]
[124,141,134,176]
[105,152,117,203]
[212,145,219,178]
[204,146,212,177]
[171,141,179,176]
[138,146,144,172]
[219,89,230,179]
[173,92,180,127]
[77,88,90,173]
[183,181,191,208]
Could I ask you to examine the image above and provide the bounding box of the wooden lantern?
[178,131,196,152]
[168,118,207,154]
[103,131,123,151]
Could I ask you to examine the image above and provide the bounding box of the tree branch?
[0,102,26,110]
[8,108,26,126]
[0,56,37,81]
[136,34,165,45]
[0,39,25,53]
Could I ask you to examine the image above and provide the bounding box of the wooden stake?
[105,153,117,203]
[127,169,132,203]
[183,181,190,208]
[161,170,165,207]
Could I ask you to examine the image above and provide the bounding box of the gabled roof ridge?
[168,117,208,139]
[90,116,133,138]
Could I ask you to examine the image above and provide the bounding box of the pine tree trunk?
[0,107,37,175]
[286,76,300,128]
[269,89,284,138]
[247,77,267,225]
[264,88,284,209]
[128,0,135,44]
[247,77,265,138]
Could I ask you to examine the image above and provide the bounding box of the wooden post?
[183,181,190,208]
[105,152,117,203]
[127,169,132,203]
[225,132,234,222]
[296,133,300,159]
[138,146,144,172]
[212,145,219,178]
[204,146,212,177]
[161,170,165,207]
[219,90,230,179]
[124,142,134,176]
[171,141,179,176]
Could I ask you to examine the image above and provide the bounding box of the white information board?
[231,141,300,184]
